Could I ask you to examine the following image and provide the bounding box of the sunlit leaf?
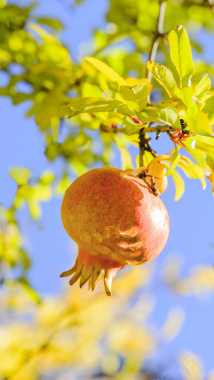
[176,87,195,107]
[137,107,180,128]
[147,61,177,99]
[27,200,41,219]
[171,169,185,201]
[186,105,212,135]
[179,351,204,380]
[84,57,127,89]
[178,156,206,189]
[194,135,214,171]
[166,149,180,176]
[32,183,52,201]
[125,78,152,94]
[37,17,63,30]
[9,167,31,185]
[122,116,142,135]
[194,74,211,100]
[35,97,70,125]
[201,95,214,124]
[120,83,148,109]
[55,174,71,196]
[28,22,57,41]
[161,307,185,342]
[12,92,33,105]
[40,170,54,184]
[98,73,112,99]
[18,278,41,303]
[62,97,135,117]
[182,136,211,174]
[168,25,195,87]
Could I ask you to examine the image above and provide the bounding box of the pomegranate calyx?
[60,247,124,296]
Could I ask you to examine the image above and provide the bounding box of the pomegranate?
[61,167,169,295]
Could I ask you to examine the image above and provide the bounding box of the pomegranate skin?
[61,167,169,295]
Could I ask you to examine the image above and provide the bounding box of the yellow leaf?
[161,307,185,342]
[125,77,152,94]
[178,156,206,189]
[171,169,185,201]
[147,61,177,99]
[179,351,204,380]
[84,57,127,89]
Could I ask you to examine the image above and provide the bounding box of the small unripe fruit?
[61,167,169,295]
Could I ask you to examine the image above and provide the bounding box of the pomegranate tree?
[61,167,169,295]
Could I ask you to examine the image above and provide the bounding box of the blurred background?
[1,0,214,379]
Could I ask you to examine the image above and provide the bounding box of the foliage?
[61,26,214,202]
[1,0,214,378]
[1,263,213,380]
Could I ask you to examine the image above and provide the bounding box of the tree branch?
[139,129,157,167]
[139,0,167,167]
[146,0,167,83]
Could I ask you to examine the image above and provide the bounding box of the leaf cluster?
[61,27,214,200]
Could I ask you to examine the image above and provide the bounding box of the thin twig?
[144,125,173,133]
[102,123,174,135]
[146,0,167,84]
[139,130,157,167]
[139,0,167,167]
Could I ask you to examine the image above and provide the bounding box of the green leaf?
[168,26,195,87]
[186,105,212,135]
[12,93,33,105]
[194,75,211,100]
[18,249,31,271]
[40,170,54,184]
[178,156,206,189]
[176,87,195,107]
[194,135,214,151]
[126,78,152,94]
[55,174,71,196]
[158,101,181,109]
[182,136,211,175]
[137,107,180,128]
[123,116,142,135]
[27,200,41,220]
[171,170,185,201]
[37,17,63,30]
[147,61,177,99]
[84,57,127,89]
[194,135,214,172]
[18,278,41,304]
[120,83,148,109]
[9,167,31,185]
[98,73,111,99]
[166,149,180,176]
[32,184,52,202]
[63,97,135,118]
[35,94,69,125]
[201,95,214,125]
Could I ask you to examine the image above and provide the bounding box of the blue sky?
[1,0,214,376]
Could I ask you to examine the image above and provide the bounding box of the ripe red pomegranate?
[61,167,169,295]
